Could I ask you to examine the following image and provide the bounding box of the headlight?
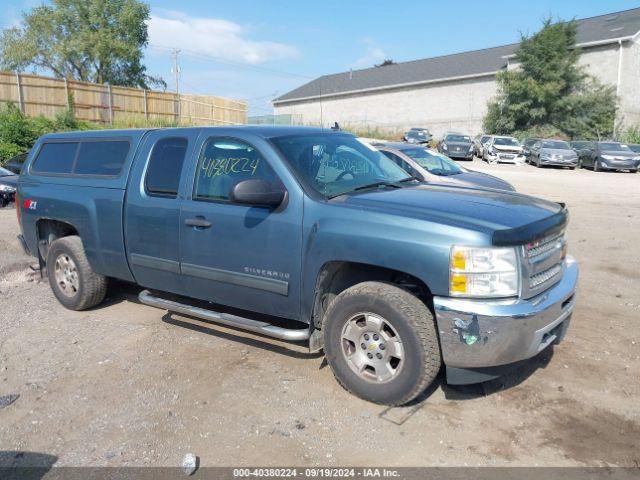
[601,155,615,160]
[450,246,519,298]
[0,184,16,192]
[442,143,448,149]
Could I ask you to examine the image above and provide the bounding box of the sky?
[2,0,639,116]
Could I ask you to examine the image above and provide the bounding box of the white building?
[273,8,640,138]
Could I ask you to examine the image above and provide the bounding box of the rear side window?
[145,137,188,197]
[74,141,130,176]
[32,142,79,174]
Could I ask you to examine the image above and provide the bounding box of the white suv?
[483,136,526,164]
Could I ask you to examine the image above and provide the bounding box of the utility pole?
[171,49,181,123]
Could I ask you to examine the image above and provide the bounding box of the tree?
[483,17,616,139]
[375,59,396,67]
[0,0,164,89]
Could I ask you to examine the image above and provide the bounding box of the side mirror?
[230,179,285,208]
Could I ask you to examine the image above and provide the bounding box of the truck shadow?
[378,349,555,425]
[441,346,555,400]
[0,451,57,480]
[160,312,323,361]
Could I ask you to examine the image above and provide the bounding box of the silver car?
[529,139,579,169]
[375,143,515,191]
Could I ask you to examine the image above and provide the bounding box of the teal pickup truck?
[16,126,578,405]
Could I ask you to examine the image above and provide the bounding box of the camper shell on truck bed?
[17,126,578,406]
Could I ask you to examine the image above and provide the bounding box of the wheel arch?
[36,218,80,262]
[309,261,434,333]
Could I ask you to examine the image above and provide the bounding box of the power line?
[149,43,313,80]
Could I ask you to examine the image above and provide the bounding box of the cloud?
[351,38,387,69]
[148,11,299,64]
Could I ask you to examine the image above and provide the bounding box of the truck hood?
[332,184,562,238]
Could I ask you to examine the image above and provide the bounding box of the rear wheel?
[323,282,441,406]
[46,236,107,311]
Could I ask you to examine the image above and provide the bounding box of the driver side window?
[194,138,279,202]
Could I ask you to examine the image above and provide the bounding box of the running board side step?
[138,290,310,341]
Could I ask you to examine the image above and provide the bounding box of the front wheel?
[323,282,441,406]
[594,160,600,172]
[46,236,108,311]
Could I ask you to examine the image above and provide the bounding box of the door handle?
[185,217,212,229]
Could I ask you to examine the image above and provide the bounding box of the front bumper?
[599,158,640,170]
[486,153,526,164]
[433,256,578,370]
[445,149,474,159]
[539,158,578,167]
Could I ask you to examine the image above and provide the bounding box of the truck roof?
[39,125,346,141]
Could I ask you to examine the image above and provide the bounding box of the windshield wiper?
[327,180,404,199]
[353,181,403,192]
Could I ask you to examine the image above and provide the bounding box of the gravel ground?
[0,160,638,468]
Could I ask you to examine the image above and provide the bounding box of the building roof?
[274,7,640,105]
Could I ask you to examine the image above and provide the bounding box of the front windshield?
[0,167,13,176]
[494,137,520,146]
[402,148,463,176]
[542,140,571,149]
[445,135,471,143]
[271,134,411,198]
[599,142,632,152]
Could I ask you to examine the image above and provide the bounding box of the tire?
[323,281,441,406]
[46,235,107,311]
[593,160,600,172]
[535,157,542,168]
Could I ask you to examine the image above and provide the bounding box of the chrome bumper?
[433,256,578,368]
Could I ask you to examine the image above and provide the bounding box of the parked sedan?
[403,128,432,144]
[375,142,515,191]
[0,166,18,207]
[483,136,525,164]
[577,141,640,172]
[529,139,579,168]
[438,133,474,160]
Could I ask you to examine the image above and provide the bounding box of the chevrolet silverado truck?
[16,126,578,405]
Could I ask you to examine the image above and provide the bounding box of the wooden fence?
[0,71,247,125]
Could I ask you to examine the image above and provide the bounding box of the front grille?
[497,149,521,155]
[526,232,563,259]
[529,264,562,289]
[521,231,565,298]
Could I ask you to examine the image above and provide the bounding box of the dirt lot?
[0,160,639,468]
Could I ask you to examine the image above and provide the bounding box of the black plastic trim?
[181,263,289,296]
[130,253,180,274]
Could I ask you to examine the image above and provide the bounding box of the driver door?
[178,135,303,320]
